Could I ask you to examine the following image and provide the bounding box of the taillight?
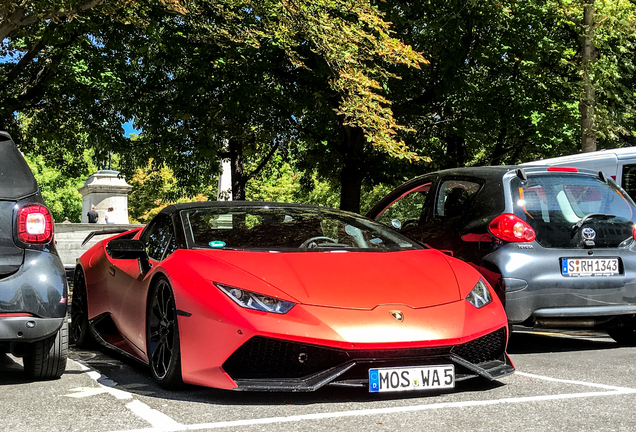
[17,204,53,244]
[633,224,636,241]
[488,214,536,243]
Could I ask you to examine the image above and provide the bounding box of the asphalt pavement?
[1,328,635,432]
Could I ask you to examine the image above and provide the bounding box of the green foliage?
[22,151,94,223]
[245,157,393,213]
[127,159,213,224]
[5,0,636,217]
[377,0,586,168]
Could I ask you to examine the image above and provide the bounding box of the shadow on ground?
[3,329,620,405]
[507,328,618,355]
[64,345,505,406]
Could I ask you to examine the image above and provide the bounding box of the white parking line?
[67,360,179,427]
[126,400,184,429]
[66,362,132,400]
[99,371,636,432]
[515,371,635,391]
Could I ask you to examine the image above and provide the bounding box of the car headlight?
[215,283,295,314]
[465,279,492,309]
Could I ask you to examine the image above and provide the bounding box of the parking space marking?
[515,371,636,391]
[101,372,636,432]
[67,362,132,400]
[126,400,184,429]
[68,359,178,427]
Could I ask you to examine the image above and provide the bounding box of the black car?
[0,132,68,379]
[367,165,636,344]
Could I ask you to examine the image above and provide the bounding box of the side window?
[376,183,431,228]
[140,214,176,261]
[435,180,481,220]
[622,164,636,202]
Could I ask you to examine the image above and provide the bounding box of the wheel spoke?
[70,273,87,343]
[148,279,179,382]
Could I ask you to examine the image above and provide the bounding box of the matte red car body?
[78,223,512,391]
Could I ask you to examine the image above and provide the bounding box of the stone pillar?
[217,158,232,201]
[78,170,133,223]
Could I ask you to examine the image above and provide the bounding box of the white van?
[521,147,636,200]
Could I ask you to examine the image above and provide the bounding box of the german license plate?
[561,258,620,276]
[369,365,455,393]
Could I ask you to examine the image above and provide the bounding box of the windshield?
[512,174,636,248]
[181,206,420,252]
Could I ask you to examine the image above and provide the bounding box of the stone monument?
[78,170,133,223]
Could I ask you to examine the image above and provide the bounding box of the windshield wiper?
[571,213,615,238]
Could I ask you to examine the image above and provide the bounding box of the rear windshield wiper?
[571,213,615,238]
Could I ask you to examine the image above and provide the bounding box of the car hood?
[192,249,462,309]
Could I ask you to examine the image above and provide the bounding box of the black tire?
[147,277,182,389]
[23,320,68,380]
[70,267,94,347]
[608,327,636,346]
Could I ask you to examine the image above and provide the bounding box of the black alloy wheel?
[147,277,182,388]
[70,268,93,347]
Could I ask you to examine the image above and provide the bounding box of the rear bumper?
[0,249,68,325]
[0,316,64,342]
[485,244,636,324]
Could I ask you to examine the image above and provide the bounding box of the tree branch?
[245,140,280,182]
[6,22,59,85]
[0,0,103,40]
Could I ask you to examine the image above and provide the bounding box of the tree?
[1,1,105,41]
[110,0,426,213]
[374,0,636,169]
[579,0,597,152]
[127,159,211,223]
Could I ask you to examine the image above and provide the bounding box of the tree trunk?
[444,132,466,169]
[228,138,246,200]
[580,1,597,153]
[339,126,366,214]
[490,127,508,165]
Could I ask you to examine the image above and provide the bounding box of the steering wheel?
[299,236,338,249]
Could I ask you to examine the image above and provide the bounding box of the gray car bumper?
[485,243,636,325]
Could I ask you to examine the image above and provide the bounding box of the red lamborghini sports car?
[71,202,514,392]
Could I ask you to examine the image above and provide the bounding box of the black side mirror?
[106,239,152,274]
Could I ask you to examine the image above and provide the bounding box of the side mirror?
[106,239,152,274]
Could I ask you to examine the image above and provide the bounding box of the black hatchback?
[367,166,636,344]
[0,132,68,378]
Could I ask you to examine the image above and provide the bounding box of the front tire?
[147,277,182,389]
[23,321,68,380]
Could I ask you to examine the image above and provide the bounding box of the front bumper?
[224,327,514,391]
[173,272,511,391]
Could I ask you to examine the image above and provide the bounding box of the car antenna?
[516,168,527,182]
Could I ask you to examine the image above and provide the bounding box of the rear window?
[0,136,38,200]
[511,174,635,248]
